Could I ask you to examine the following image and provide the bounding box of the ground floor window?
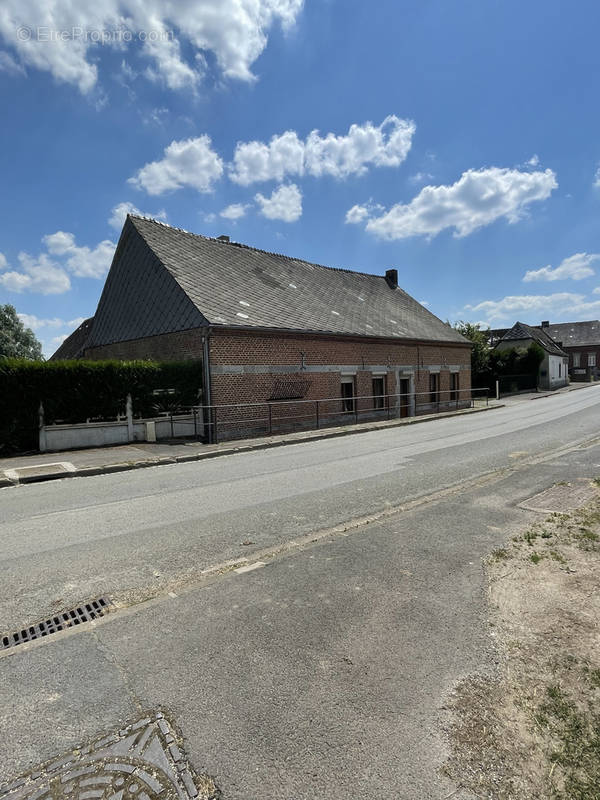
[429,372,439,404]
[573,353,581,367]
[341,377,355,413]
[559,362,562,378]
[589,353,596,367]
[372,376,385,409]
[450,372,459,401]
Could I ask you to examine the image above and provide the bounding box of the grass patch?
[535,683,600,799]
[490,547,510,561]
[529,551,543,564]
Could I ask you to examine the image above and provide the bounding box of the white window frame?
[589,353,596,367]
[573,352,581,367]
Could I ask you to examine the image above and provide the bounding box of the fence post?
[126,393,134,442]
[213,406,219,444]
[354,395,358,424]
[268,403,272,435]
[315,400,320,429]
[496,380,500,400]
[387,393,391,419]
[38,401,47,453]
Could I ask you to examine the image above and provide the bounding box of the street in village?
[1,385,600,799]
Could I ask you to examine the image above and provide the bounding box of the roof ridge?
[127,214,382,281]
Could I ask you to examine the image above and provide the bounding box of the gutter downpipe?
[202,328,213,443]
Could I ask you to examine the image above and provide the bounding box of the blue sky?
[2,0,600,355]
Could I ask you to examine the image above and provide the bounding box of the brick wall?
[85,325,472,432]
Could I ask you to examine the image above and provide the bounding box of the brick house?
[56,215,472,439]
[539,320,600,382]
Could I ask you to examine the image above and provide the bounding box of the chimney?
[385,268,398,288]
[541,320,549,328]
[217,234,230,243]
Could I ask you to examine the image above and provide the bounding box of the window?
[589,353,596,367]
[372,376,385,409]
[429,373,439,404]
[450,372,459,401]
[558,362,561,378]
[341,377,355,413]
[573,353,581,367]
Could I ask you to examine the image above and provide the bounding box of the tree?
[452,321,491,385]
[0,304,43,360]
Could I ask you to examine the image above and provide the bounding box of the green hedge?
[0,358,203,454]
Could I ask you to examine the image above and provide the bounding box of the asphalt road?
[1,385,600,799]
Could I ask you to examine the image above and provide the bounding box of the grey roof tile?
[113,215,469,346]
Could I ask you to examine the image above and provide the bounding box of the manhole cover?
[0,713,219,800]
[519,480,598,513]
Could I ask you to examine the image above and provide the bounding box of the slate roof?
[87,215,468,349]
[496,321,567,357]
[541,320,600,348]
[50,317,94,360]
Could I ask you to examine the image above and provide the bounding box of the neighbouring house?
[51,317,95,360]
[53,215,472,440]
[539,320,600,382]
[494,321,569,391]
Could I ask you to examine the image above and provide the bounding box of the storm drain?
[1,597,112,651]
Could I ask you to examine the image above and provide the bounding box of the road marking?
[234,561,266,574]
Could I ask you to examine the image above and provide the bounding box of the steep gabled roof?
[50,317,94,360]
[86,215,468,349]
[541,320,600,348]
[496,321,567,356]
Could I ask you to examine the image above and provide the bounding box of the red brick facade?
[85,325,472,413]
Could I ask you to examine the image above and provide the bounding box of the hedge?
[0,358,203,454]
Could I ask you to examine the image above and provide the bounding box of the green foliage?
[0,304,43,360]
[0,359,203,454]
[452,321,491,386]
[490,342,545,376]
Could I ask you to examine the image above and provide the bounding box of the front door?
[399,378,410,417]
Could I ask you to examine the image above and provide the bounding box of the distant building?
[494,321,569,391]
[539,320,600,381]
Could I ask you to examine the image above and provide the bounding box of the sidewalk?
[0,402,499,487]
[497,380,600,405]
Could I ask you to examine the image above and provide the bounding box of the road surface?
[1,385,600,799]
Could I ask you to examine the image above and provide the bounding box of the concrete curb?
[2,404,502,487]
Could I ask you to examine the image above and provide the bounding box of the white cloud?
[230,115,415,185]
[0,231,115,294]
[108,201,167,230]
[50,334,69,349]
[17,313,71,331]
[345,204,371,225]
[527,154,539,167]
[0,0,303,94]
[0,253,71,294]
[220,203,249,220]
[255,183,302,222]
[364,167,557,240]
[0,50,25,76]
[344,200,384,224]
[0,252,7,269]
[523,253,599,283]
[202,212,217,224]
[230,130,305,186]
[129,136,223,195]
[594,165,600,188]
[464,292,585,323]
[408,171,434,185]
[43,231,115,278]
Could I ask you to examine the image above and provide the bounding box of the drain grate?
[1,597,112,651]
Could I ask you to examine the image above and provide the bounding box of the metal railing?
[188,387,489,444]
